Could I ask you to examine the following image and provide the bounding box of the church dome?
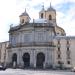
[19,9,29,17]
[47,3,56,12]
[39,5,45,12]
[19,9,30,24]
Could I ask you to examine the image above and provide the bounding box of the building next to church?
[0,4,75,69]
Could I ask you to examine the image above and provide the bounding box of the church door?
[36,53,45,68]
[12,53,17,68]
[22,53,30,68]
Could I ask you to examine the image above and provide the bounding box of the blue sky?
[0,0,75,42]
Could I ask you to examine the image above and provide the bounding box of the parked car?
[0,65,6,70]
[71,67,75,72]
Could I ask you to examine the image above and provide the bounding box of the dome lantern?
[47,3,56,12]
[19,8,30,25]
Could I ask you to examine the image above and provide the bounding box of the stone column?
[44,50,48,68]
[30,49,36,68]
[51,47,55,67]
[19,49,24,68]
[33,50,36,68]
[17,48,22,67]
[45,48,52,68]
[47,48,50,65]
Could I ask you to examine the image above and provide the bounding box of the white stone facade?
[7,47,54,68]
[0,4,75,69]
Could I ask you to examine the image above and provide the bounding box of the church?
[0,4,75,69]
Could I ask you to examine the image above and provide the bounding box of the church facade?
[0,4,75,69]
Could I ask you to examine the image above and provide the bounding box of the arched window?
[41,13,43,18]
[67,61,70,64]
[58,54,61,59]
[22,19,24,23]
[58,47,60,51]
[49,15,52,20]
[67,40,69,44]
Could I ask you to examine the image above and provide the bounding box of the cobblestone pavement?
[0,69,75,75]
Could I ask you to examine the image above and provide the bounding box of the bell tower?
[39,3,56,23]
[46,3,56,23]
[39,4,46,19]
[19,9,30,25]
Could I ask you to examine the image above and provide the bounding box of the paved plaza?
[0,69,75,75]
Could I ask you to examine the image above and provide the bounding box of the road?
[0,69,75,75]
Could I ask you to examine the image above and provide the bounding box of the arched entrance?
[12,53,17,67]
[22,53,30,67]
[36,52,45,68]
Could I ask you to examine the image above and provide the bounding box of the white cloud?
[56,5,75,36]
[0,0,16,42]
[0,0,75,42]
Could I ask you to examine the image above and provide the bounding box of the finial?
[42,2,44,10]
[50,0,52,7]
[25,8,26,12]
[42,5,44,10]
[50,2,51,8]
